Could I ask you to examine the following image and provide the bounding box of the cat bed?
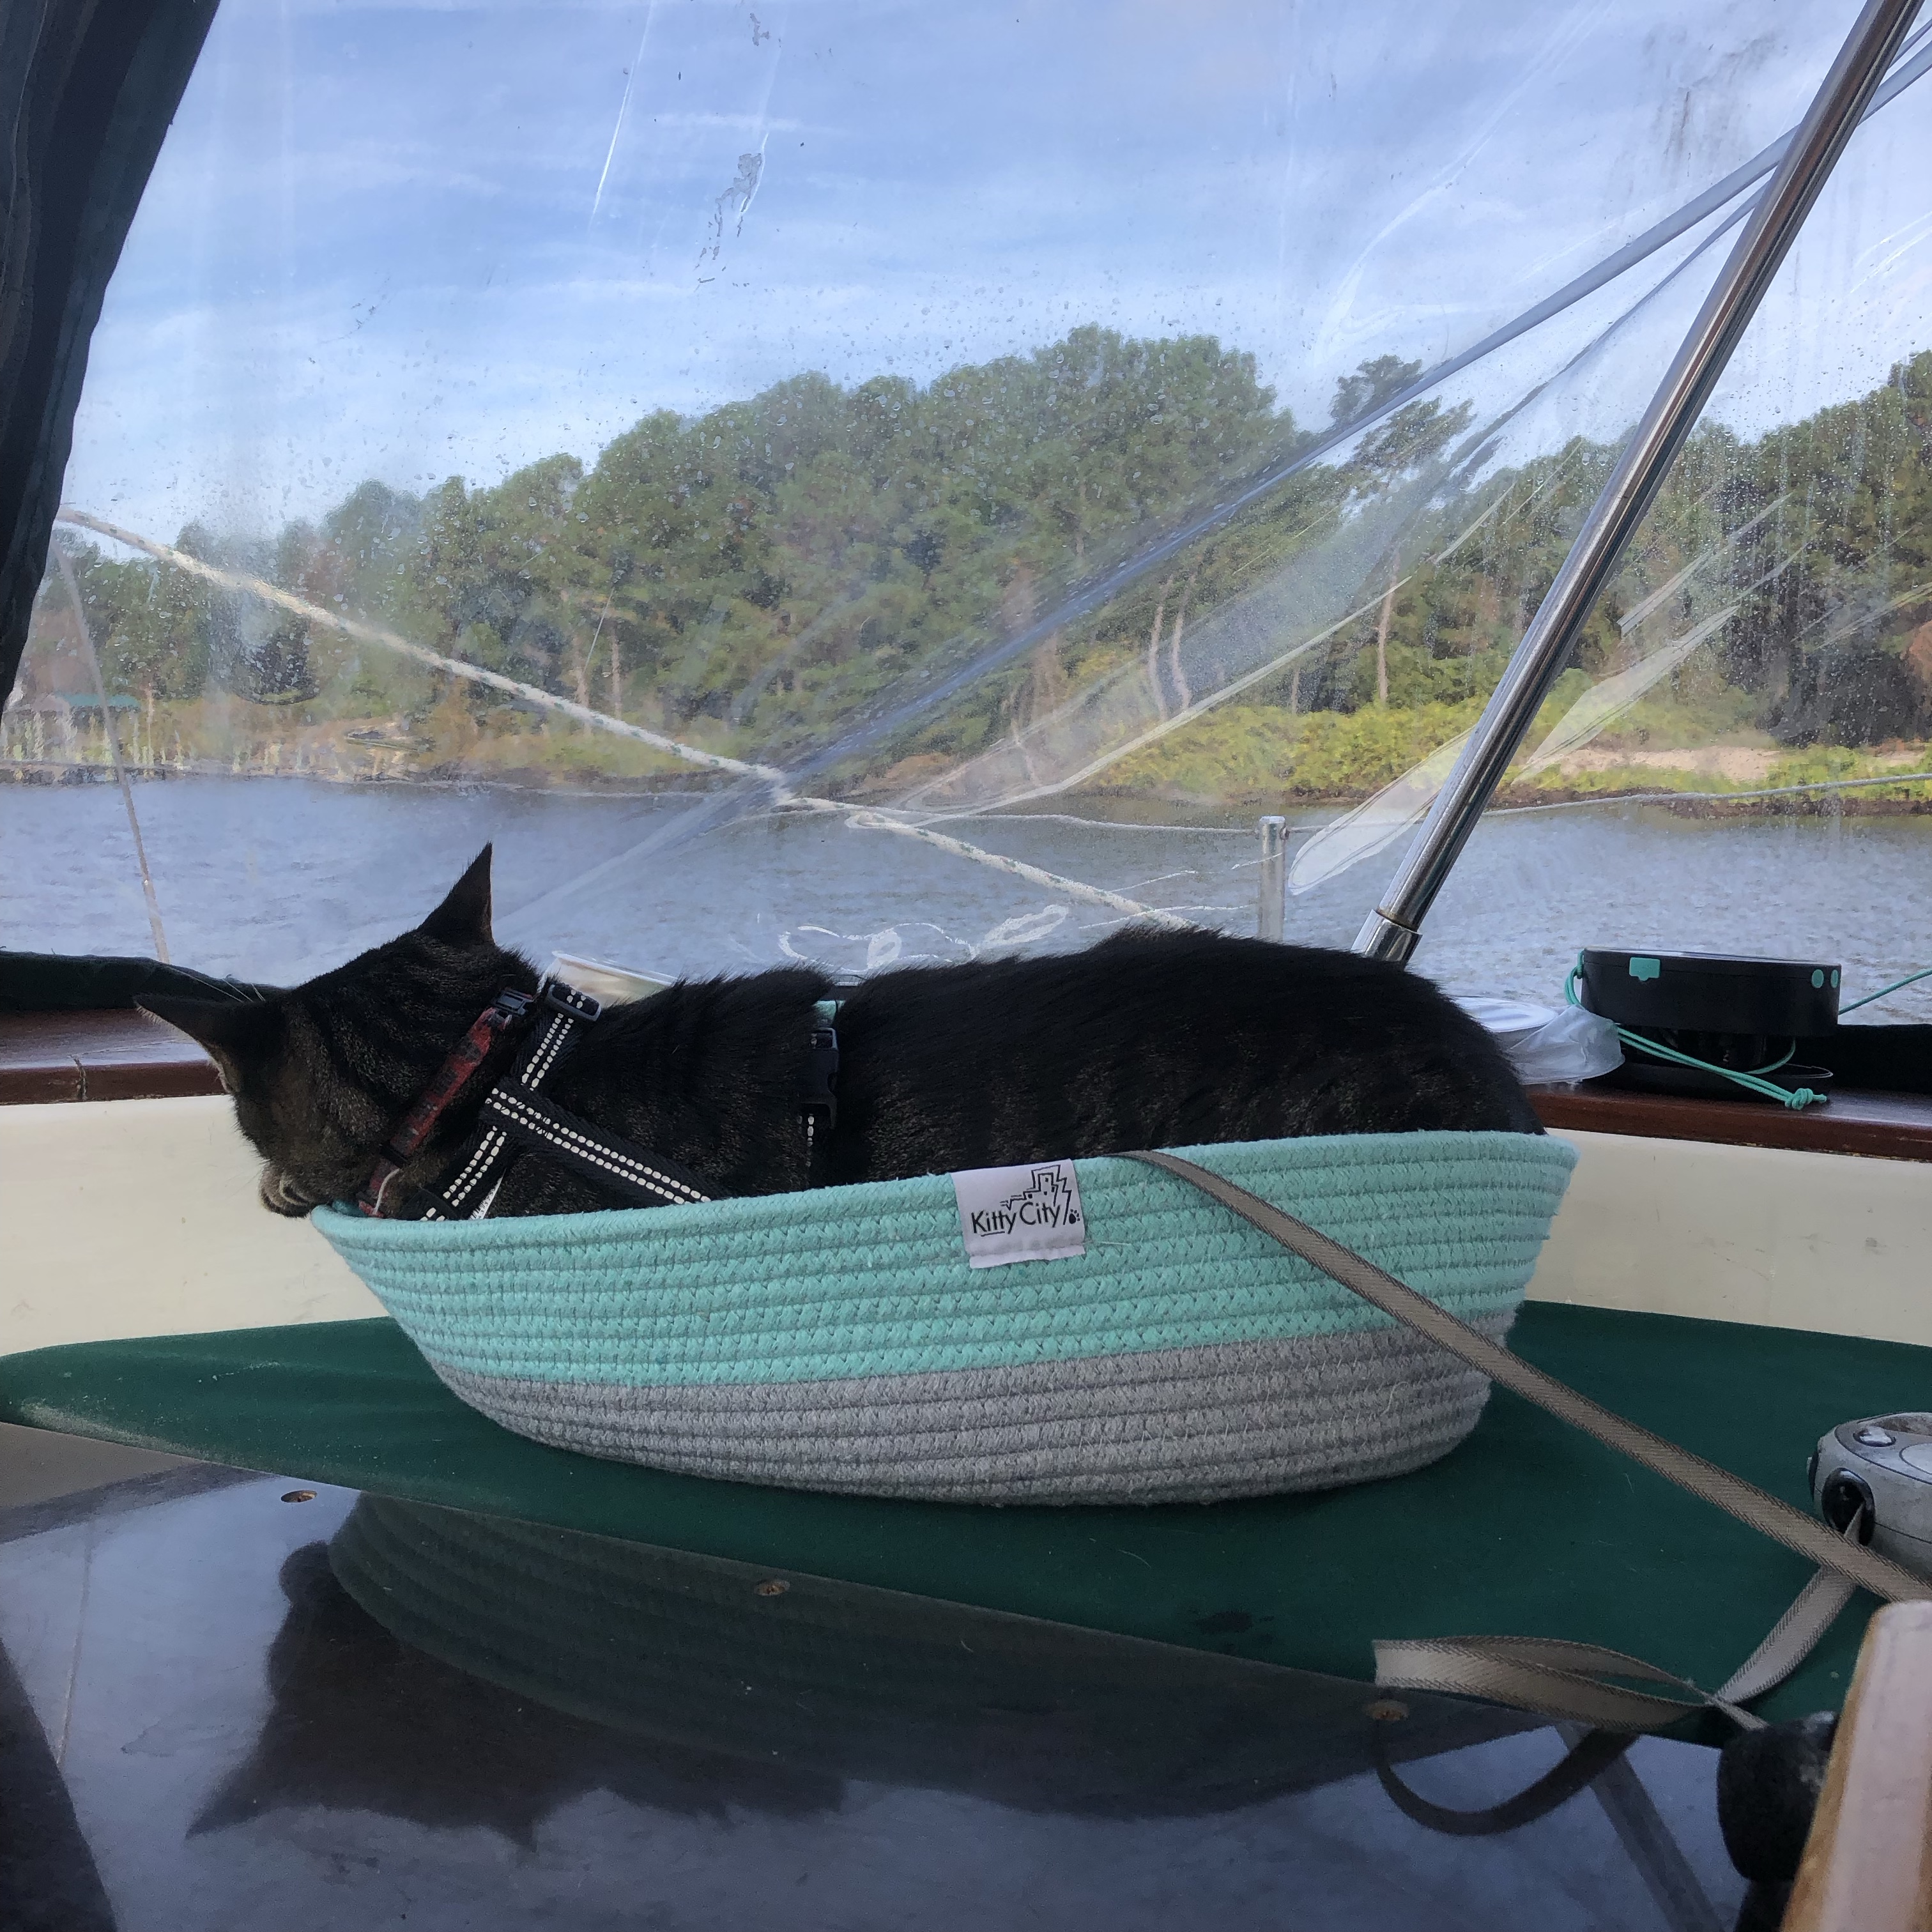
[310,1130,1576,1505]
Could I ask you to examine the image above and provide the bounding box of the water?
[4,778,1932,1020]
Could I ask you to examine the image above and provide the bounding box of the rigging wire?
[50,542,170,963]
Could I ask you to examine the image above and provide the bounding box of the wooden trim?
[1784,1600,1932,1932]
[0,1009,220,1105]
[1531,1083,1932,1163]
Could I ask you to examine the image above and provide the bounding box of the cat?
[141,845,1539,1220]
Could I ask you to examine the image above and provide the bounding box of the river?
[4,777,1931,1020]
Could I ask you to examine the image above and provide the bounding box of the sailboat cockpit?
[6,1,1932,1926]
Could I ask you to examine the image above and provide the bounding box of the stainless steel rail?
[1256,816,1287,941]
[1353,0,1925,964]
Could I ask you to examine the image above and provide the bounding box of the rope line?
[1841,963,1932,1013]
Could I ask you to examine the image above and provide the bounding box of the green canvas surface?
[1,1302,1914,1739]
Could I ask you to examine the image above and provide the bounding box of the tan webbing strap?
[1368,1533,1861,1733]
[1127,1149,1932,1731]
[1714,1561,1861,1706]
[1371,1634,1762,1732]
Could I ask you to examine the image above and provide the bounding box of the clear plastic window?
[6,1,1931,1021]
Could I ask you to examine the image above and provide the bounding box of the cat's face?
[142,848,521,1215]
[200,993,392,1215]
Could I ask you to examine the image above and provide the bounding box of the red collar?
[355,989,533,1216]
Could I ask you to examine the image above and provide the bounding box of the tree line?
[47,325,1932,788]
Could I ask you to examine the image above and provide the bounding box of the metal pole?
[1256,816,1287,940]
[1353,0,1923,963]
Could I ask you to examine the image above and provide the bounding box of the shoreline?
[8,758,1932,820]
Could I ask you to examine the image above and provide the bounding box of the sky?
[58,0,1932,546]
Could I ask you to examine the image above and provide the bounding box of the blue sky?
[60,0,1932,543]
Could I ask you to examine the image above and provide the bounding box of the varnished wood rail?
[1784,1600,1932,1931]
[0,1008,219,1103]
[1531,1083,1932,1163]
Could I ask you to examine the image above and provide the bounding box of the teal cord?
[1839,964,1932,1014]
[1565,956,1823,1110]
[1562,955,1932,1107]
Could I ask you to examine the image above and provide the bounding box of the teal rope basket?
[312,1130,1577,1505]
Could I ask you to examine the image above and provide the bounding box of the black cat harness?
[354,982,841,1221]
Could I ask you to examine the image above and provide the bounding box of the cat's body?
[143,848,1538,1220]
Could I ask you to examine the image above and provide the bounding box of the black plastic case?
[1578,949,1841,1036]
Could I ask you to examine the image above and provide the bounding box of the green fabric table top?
[3,1302,1919,1738]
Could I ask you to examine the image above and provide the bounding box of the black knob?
[1820,1469,1875,1542]
[1718,1711,1839,1883]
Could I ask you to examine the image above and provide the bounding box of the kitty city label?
[951,1162,1085,1269]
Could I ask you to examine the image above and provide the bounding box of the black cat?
[141,846,1538,1220]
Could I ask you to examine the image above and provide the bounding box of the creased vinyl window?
[6,0,1932,1021]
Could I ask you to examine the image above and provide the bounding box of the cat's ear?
[137,995,282,1093]
[420,845,494,946]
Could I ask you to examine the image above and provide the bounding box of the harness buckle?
[491,988,535,1027]
[542,981,602,1022]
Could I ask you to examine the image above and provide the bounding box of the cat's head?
[141,847,535,1215]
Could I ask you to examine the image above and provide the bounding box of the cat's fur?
[142,847,1539,1220]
